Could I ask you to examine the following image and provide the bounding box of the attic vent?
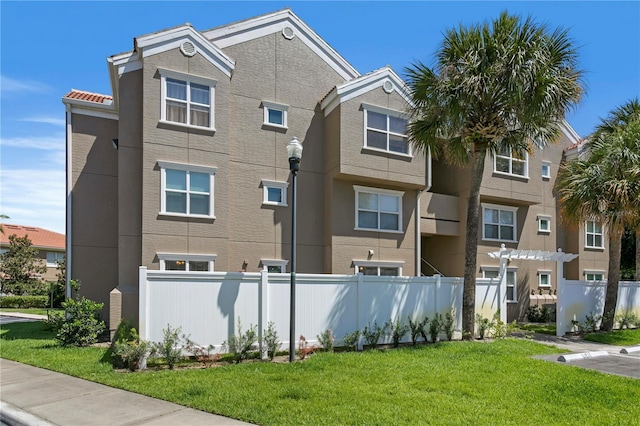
[382,80,394,94]
[180,40,197,57]
[282,26,295,40]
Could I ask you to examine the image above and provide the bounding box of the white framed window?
[354,185,404,233]
[537,215,551,233]
[354,260,403,276]
[158,161,216,218]
[261,259,288,273]
[482,203,517,242]
[261,180,288,206]
[159,68,216,130]
[538,271,552,287]
[262,101,288,129]
[157,253,216,272]
[46,251,64,267]
[541,161,551,179]
[584,270,605,281]
[482,267,517,302]
[585,221,604,248]
[494,148,528,178]
[362,104,410,156]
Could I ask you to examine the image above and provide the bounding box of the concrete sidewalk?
[0,359,253,426]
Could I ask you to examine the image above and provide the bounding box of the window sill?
[262,122,288,131]
[159,212,216,220]
[354,227,403,234]
[482,238,518,243]
[362,146,413,159]
[158,120,216,134]
[262,202,288,207]
[538,230,551,234]
[492,171,529,180]
[585,246,605,250]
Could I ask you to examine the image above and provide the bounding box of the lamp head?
[287,137,303,172]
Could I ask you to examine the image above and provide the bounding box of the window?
[584,271,605,281]
[262,101,288,129]
[46,251,64,267]
[537,215,551,233]
[585,221,603,248]
[538,271,551,287]
[354,186,403,232]
[261,180,288,206]
[157,253,216,272]
[482,204,517,242]
[494,148,528,178]
[261,259,288,273]
[541,161,551,179]
[363,104,410,155]
[158,161,216,218]
[160,68,215,129]
[354,260,403,276]
[483,267,517,302]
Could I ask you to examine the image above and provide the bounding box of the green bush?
[316,329,334,352]
[429,314,442,342]
[151,324,184,370]
[47,297,106,347]
[222,319,258,364]
[476,314,491,339]
[442,310,456,341]
[113,328,150,371]
[0,295,48,308]
[341,330,360,351]
[362,321,387,349]
[408,316,427,345]
[386,318,409,348]
[263,321,281,360]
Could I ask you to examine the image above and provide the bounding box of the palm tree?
[0,214,9,235]
[406,11,584,336]
[556,99,640,330]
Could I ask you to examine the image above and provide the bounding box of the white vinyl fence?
[139,268,499,351]
[557,280,640,335]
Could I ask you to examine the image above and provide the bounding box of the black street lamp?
[287,136,303,362]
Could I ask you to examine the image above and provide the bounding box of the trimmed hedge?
[0,295,48,308]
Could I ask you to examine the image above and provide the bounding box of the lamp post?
[287,136,303,362]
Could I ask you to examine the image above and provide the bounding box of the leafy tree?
[556,99,640,330]
[0,214,8,235]
[406,12,583,336]
[0,234,47,295]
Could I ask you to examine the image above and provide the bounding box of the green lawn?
[0,308,60,317]
[584,328,640,346]
[1,321,638,425]
[518,323,557,335]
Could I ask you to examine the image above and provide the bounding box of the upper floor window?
[538,271,551,287]
[584,271,605,281]
[158,161,216,219]
[262,101,288,129]
[159,68,216,130]
[261,259,288,273]
[541,161,551,179]
[482,204,517,242]
[46,251,64,267]
[158,253,216,272]
[261,180,288,207]
[494,148,528,178]
[354,186,403,233]
[537,215,551,233]
[585,221,603,248]
[354,260,403,276]
[362,104,410,156]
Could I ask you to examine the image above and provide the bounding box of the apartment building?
[63,9,607,327]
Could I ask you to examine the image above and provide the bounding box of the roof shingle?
[63,89,113,104]
[0,224,65,250]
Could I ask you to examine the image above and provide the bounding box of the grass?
[518,323,557,335]
[0,308,61,316]
[2,321,639,425]
[584,328,640,346]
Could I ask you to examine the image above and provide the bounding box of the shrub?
[341,330,360,351]
[113,328,150,371]
[317,329,335,352]
[151,324,183,370]
[386,318,409,348]
[475,314,490,340]
[0,295,48,308]
[584,313,602,333]
[362,321,387,350]
[442,310,456,341]
[616,311,638,330]
[429,314,442,343]
[408,316,427,345]
[183,335,218,367]
[47,297,105,347]
[489,311,519,338]
[222,319,258,364]
[262,321,281,360]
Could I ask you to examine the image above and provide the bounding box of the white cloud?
[0,134,64,151]
[20,116,66,127]
[0,75,53,94]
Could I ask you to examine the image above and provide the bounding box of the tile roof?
[63,89,113,105]
[0,224,65,250]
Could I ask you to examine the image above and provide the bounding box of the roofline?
[61,95,119,120]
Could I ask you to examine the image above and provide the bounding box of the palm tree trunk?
[601,232,622,331]
[635,230,639,281]
[462,148,487,338]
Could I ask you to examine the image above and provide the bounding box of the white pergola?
[487,244,578,330]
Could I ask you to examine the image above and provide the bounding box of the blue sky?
[1,1,638,235]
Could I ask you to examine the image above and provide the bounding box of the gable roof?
[0,224,65,250]
[202,9,359,81]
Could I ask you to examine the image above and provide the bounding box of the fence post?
[138,266,148,340]
[357,273,363,351]
[434,274,440,315]
[259,270,269,359]
[556,253,565,337]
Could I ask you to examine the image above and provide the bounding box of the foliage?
[385,318,409,348]
[517,323,556,335]
[584,328,640,346]
[583,313,602,333]
[262,321,281,360]
[222,319,258,364]
[316,329,335,352]
[526,305,554,323]
[113,328,150,371]
[362,321,388,349]
[0,234,47,295]
[615,311,638,330]
[47,296,106,347]
[340,330,360,351]
[442,310,456,341]
[151,324,184,370]
[183,335,218,367]
[475,314,491,340]
[0,295,48,308]
[489,311,519,339]
[408,316,428,345]
[429,314,442,342]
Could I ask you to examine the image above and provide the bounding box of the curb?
[620,346,640,354]
[0,401,55,426]
[557,351,609,362]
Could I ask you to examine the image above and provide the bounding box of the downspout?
[415,147,432,276]
[65,104,73,299]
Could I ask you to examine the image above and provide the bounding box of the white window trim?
[353,260,404,276]
[537,215,552,233]
[362,103,412,158]
[261,180,288,206]
[261,259,289,273]
[157,253,216,272]
[262,101,289,129]
[493,149,529,179]
[541,161,551,179]
[354,185,404,233]
[584,270,606,281]
[159,68,216,131]
[538,270,552,287]
[158,160,217,219]
[585,220,604,249]
[482,266,517,302]
[482,203,518,242]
